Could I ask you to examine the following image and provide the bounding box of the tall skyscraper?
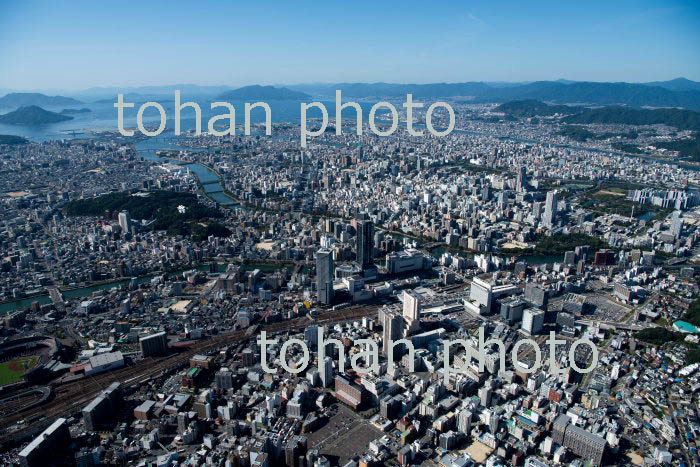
[671,210,684,239]
[516,166,527,192]
[316,248,334,305]
[383,311,406,355]
[488,411,501,433]
[402,290,421,333]
[543,191,559,228]
[118,210,131,233]
[356,218,375,270]
[320,356,333,388]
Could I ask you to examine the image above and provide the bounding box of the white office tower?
[522,308,545,335]
[402,290,421,333]
[543,191,559,228]
[118,210,131,233]
[316,248,334,305]
[469,277,493,314]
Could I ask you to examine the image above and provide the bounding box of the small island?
[0,134,29,145]
[0,105,74,125]
[60,108,92,115]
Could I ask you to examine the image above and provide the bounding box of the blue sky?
[1,0,699,90]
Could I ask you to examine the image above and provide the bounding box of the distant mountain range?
[94,93,149,104]
[494,99,700,131]
[0,92,82,108]
[2,78,700,110]
[643,77,700,92]
[287,79,700,110]
[0,105,73,125]
[76,84,233,100]
[217,85,310,101]
[80,85,310,103]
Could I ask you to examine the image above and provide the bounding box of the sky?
[1,0,699,91]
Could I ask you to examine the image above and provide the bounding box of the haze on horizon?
[1,0,699,91]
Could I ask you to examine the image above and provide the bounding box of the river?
[0,265,210,314]
[134,134,242,206]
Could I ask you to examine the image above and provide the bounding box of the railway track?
[0,304,379,441]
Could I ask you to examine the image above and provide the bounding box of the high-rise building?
[564,251,577,266]
[543,191,559,228]
[383,311,406,355]
[304,325,319,350]
[671,210,684,239]
[334,375,364,409]
[516,166,527,192]
[458,409,473,435]
[18,418,71,467]
[356,219,375,270]
[320,356,333,388]
[316,248,334,305]
[215,368,234,390]
[524,283,549,309]
[533,201,543,219]
[500,298,525,325]
[82,382,121,432]
[522,308,545,335]
[553,415,607,465]
[402,290,421,333]
[480,380,494,407]
[118,210,131,234]
[439,431,459,450]
[380,395,403,420]
[139,331,168,357]
[489,412,501,433]
[470,277,493,314]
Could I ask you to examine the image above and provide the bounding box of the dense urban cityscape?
[0,90,700,467]
[2,1,700,465]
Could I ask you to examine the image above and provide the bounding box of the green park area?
[580,182,670,220]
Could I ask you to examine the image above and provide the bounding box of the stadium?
[0,336,59,388]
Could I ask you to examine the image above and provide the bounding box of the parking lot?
[587,294,631,322]
[307,404,384,464]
